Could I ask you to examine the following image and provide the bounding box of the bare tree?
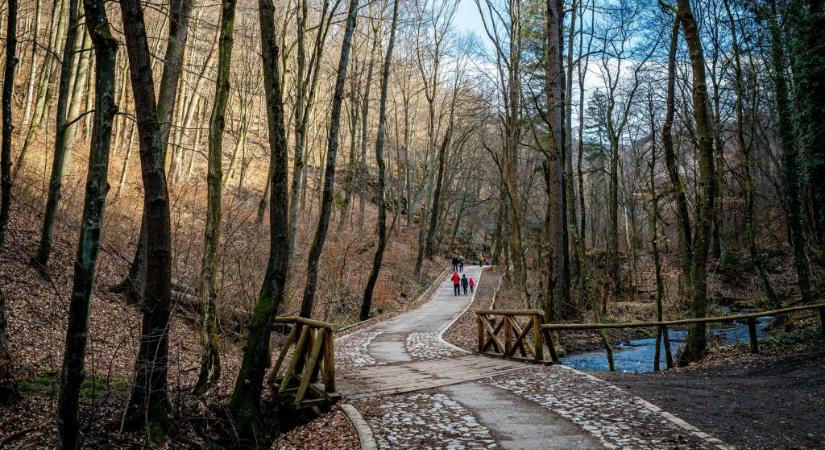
[55,0,118,445]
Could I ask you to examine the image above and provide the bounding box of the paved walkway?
[336,266,731,450]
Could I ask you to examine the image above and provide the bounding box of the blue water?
[561,315,773,373]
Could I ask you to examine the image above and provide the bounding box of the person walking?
[459,256,464,273]
[452,272,461,296]
[461,274,469,295]
[469,277,475,294]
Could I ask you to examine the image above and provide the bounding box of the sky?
[454,0,486,38]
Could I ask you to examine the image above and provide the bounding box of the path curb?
[340,403,377,450]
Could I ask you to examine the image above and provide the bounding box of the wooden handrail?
[476,309,545,316]
[276,315,335,330]
[542,302,825,331]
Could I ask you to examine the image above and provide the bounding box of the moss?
[20,371,129,398]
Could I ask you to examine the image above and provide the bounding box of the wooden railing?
[269,316,339,409]
[474,303,825,367]
[475,309,548,363]
[542,302,825,364]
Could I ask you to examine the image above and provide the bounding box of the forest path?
[335,266,730,450]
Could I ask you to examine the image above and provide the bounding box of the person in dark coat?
[461,274,469,295]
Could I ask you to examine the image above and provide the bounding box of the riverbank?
[598,332,825,449]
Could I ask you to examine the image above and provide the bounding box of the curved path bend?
[336,266,732,450]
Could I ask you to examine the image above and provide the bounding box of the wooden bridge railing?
[541,302,825,364]
[475,303,825,366]
[475,309,548,363]
[269,316,339,409]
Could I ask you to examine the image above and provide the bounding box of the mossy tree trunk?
[228,0,290,441]
[193,0,236,395]
[55,0,118,445]
[788,0,825,249]
[766,0,813,304]
[298,0,360,318]
[362,0,400,321]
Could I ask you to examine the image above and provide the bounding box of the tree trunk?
[117,0,176,435]
[229,0,290,440]
[723,0,779,308]
[0,287,17,403]
[426,127,451,259]
[766,1,813,304]
[0,0,18,249]
[31,2,85,274]
[66,28,92,144]
[111,0,194,301]
[193,0,236,395]
[298,0,361,318]
[55,0,117,445]
[662,17,693,289]
[21,0,41,132]
[676,0,716,366]
[358,20,381,232]
[361,0,399,321]
[543,0,567,321]
[788,0,825,249]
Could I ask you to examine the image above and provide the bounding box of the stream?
[561,313,773,373]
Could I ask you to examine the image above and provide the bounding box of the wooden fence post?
[476,314,484,353]
[503,315,512,356]
[543,328,560,363]
[532,314,543,361]
[324,329,336,393]
[747,317,759,354]
[819,308,825,340]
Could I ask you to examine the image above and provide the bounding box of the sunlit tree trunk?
[361,0,400,321]
[299,0,361,318]
[31,0,82,273]
[0,0,18,249]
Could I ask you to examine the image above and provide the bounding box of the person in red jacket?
[452,272,461,296]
